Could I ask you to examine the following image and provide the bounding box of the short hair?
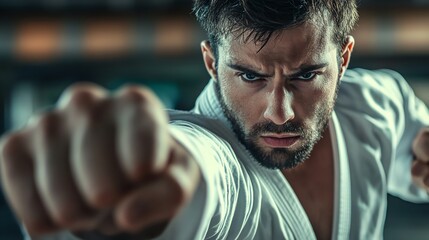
[193,0,358,56]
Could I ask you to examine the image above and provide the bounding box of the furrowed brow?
[226,63,272,78]
[286,63,329,78]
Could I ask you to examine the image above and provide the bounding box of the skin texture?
[202,22,350,170]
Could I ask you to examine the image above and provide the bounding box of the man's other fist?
[412,127,429,193]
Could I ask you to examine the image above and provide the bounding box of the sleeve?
[150,121,234,240]
[339,69,429,203]
[379,69,429,202]
[153,120,244,240]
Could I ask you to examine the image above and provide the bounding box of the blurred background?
[0,0,428,239]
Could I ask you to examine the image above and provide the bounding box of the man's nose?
[263,87,295,125]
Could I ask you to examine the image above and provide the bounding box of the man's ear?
[339,36,355,79]
[201,40,218,81]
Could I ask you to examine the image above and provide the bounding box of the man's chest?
[284,158,334,240]
[282,128,335,240]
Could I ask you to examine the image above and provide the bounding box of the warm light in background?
[83,19,132,58]
[395,11,429,53]
[353,9,429,55]
[154,16,195,55]
[7,16,202,60]
[16,20,62,60]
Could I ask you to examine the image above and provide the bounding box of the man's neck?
[283,125,332,175]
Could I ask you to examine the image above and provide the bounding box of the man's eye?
[296,72,317,81]
[240,73,261,82]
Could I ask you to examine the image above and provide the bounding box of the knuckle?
[128,162,153,182]
[33,112,62,140]
[74,98,112,129]
[83,102,105,126]
[0,132,26,165]
[86,189,121,209]
[61,83,105,109]
[119,85,155,105]
[68,89,95,109]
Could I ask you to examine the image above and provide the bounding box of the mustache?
[249,121,305,135]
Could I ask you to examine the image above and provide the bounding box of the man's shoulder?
[167,109,238,151]
[340,68,405,96]
[167,109,227,135]
[334,68,410,138]
[167,110,249,187]
[337,68,406,112]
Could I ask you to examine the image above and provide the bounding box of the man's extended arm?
[0,83,201,238]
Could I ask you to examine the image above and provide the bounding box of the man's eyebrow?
[226,63,272,78]
[286,63,329,78]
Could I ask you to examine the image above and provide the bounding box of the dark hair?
[193,0,358,57]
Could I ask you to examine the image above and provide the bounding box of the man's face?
[211,22,345,169]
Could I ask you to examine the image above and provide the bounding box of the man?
[0,0,428,239]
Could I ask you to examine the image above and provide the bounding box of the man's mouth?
[260,134,301,148]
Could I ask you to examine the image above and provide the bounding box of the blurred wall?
[0,0,428,239]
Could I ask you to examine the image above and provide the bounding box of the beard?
[214,80,340,170]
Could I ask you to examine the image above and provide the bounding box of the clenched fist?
[412,127,429,193]
[0,83,200,237]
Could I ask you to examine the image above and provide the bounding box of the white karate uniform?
[28,69,429,240]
